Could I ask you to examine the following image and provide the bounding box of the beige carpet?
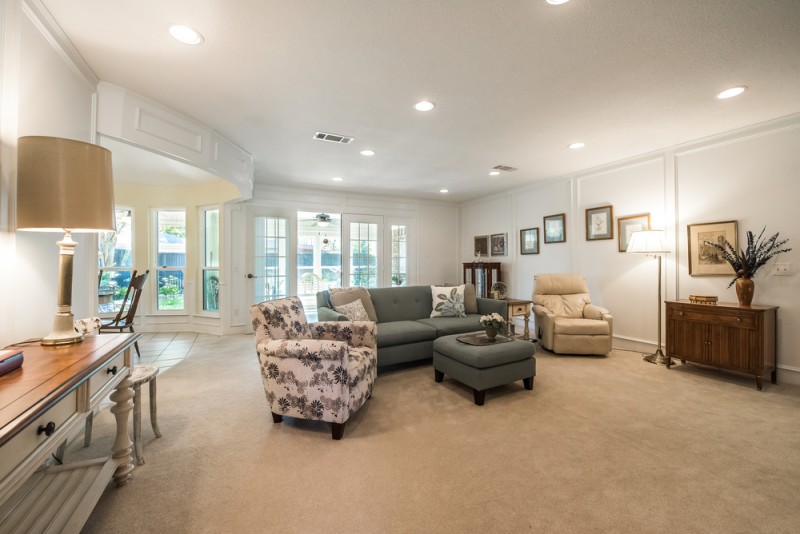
[74,335,800,534]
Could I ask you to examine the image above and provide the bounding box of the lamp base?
[643,348,673,366]
[41,312,84,346]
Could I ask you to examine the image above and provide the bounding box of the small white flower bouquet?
[479,312,505,329]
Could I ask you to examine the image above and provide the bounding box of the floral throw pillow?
[334,299,370,321]
[430,285,466,318]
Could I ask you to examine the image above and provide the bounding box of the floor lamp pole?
[643,253,672,365]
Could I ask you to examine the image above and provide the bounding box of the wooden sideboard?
[0,334,138,533]
[665,300,777,390]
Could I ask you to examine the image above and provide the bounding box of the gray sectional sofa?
[316,285,507,367]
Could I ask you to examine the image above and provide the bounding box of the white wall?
[459,116,800,384]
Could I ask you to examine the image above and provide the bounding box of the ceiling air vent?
[314,131,354,144]
[492,165,518,172]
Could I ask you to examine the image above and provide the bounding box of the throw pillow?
[463,283,478,314]
[334,299,370,321]
[430,285,466,318]
[329,287,378,322]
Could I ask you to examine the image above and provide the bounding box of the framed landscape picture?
[617,213,651,252]
[544,213,566,244]
[520,227,539,254]
[586,205,614,241]
[474,235,490,258]
[490,233,507,256]
[687,220,738,275]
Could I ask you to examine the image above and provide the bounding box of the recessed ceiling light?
[169,24,204,45]
[568,142,585,150]
[546,0,571,5]
[716,86,747,99]
[440,189,449,193]
[332,177,343,182]
[489,171,500,176]
[360,149,375,156]
[414,100,435,112]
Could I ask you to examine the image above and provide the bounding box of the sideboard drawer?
[669,307,755,328]
[0,390,78,482]
[88,351,127,402]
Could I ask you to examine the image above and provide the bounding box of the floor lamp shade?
[16,136,115,345]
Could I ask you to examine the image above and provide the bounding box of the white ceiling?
[42,0,800,203]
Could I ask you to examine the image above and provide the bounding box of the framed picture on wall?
[544,213,566,244]
[474,235,490,258]
[687,220,738,275]
[520,227,539,254]
[586,205,614,240]
[490,233,507,256]
[617,213,651,252]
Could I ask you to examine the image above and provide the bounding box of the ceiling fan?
[313,213,331,227]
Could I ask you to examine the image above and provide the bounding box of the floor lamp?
[626,230,672,365]
[16,136,115,346]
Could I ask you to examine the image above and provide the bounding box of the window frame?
[199,205,221,316]
[153,207,187,315]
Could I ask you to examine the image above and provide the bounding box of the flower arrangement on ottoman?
[250,296,377,439]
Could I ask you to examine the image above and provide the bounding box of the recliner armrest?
[533,304,554,317]
[584,304,611,321]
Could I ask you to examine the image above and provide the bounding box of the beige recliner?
[532,273,613,355]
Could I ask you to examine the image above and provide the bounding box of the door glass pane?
[254,216,288,302]
[297,211,341,319]
[391,225,407,286]
[350,222,378,288]
[98,208,133,313]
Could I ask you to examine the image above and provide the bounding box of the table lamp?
[16,136,115,345]
[626,229,671,365]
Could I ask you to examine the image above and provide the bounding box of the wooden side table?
[503,298,532,341]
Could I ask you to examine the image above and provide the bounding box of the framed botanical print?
[544,213,566,244]
[617,213,651,252]
[586,205,614,240]
[474,235,490,258]
[687,220,738,275]
[520,227,539,255]
[490,233,507,256]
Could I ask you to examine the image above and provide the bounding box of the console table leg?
[109,374,135,486]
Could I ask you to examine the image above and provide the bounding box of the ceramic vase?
[485,325,498,341]
[735,277,755,307]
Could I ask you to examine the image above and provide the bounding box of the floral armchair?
[250,296,377,440]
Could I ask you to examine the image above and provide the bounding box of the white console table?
[0,334,138,533]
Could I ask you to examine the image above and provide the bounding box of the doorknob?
[246,273,258,279]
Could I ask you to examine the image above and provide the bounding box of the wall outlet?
[774,262,790,275]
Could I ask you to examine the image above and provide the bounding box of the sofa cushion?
[464,283,478,314]
[334,299,370,321]
[416,315,483,337]
[376,321,436,348]
[554,317,609,335]
[369,286,433,322]
[430,285,466,318]
[329,287,378,322]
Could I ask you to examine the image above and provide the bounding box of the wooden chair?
[99,269,149,357]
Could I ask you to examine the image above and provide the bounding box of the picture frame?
[586,205,614,241]
[520,227,539,255]
[490,233,507,256]
[687,220,738,275]
[474,235,490,258]
[617,213,651,252]
[543,213,566,244]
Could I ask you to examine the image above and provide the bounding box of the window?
[349,222,378,288]
[155,209,186,311]
[391,225,407,286]
[98,208,133,314]
[202,208,220,312]
[254,216,288,302]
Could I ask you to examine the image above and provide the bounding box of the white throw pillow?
[430,285,466,318]
[334,299,370,321]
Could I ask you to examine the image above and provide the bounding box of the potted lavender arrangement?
[704,227,791,306]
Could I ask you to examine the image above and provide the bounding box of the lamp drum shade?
[16,136,114,232]
[626,230,669,254]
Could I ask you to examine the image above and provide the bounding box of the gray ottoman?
[433,333,536,405]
